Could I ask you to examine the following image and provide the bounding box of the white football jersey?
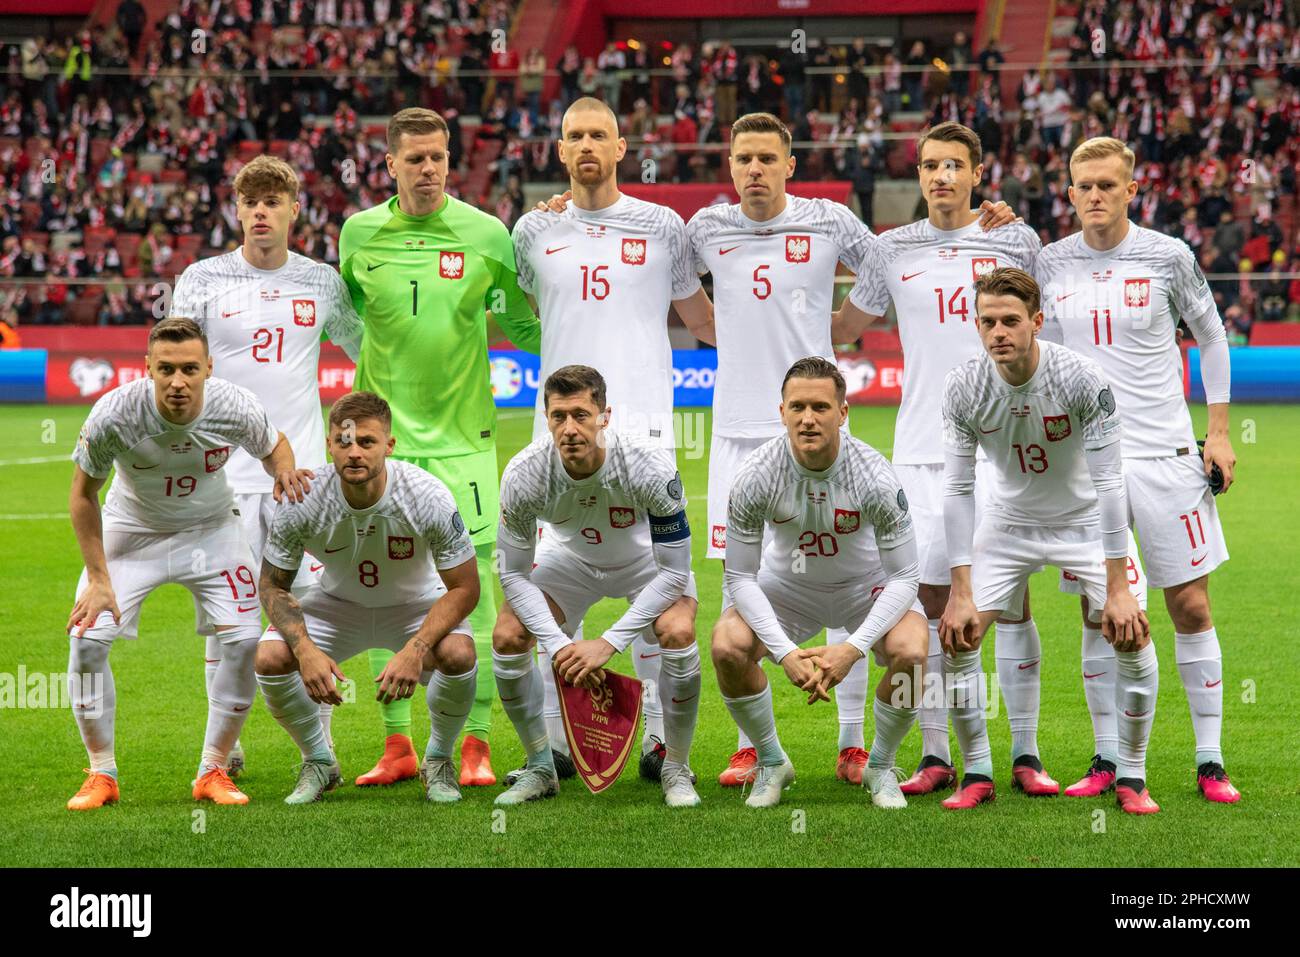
[1035,223,1216,458]
[72,376,278,534]
[499,429,687,569]
[263,459,474,608]
[687,196,874,439]
[170,249,363,492]
[513,195,700,448]
[942,339,1123,525]
[849,218,1042,465]
[727,434,907,586]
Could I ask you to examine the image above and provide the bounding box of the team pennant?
[554,666,643,794]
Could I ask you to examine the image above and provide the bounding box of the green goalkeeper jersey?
[339,194,541,458]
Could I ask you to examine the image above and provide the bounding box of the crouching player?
[939,267,1157,813]
[65,317,307,810]
[712,357,928,810]
[492,365,701,808]
[255,391,482,804]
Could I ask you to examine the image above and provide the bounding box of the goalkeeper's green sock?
[367,647,412,739]
[463,547,498,740]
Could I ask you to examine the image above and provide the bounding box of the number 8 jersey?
[263,459,475,608]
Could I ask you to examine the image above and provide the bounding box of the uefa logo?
[489,356,524,400]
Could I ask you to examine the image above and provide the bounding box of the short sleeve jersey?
[727,434,909,587]
[72,376,278,533]
[499,430,687,569]
[263,459,475,608]
[170,249,362,492]
[942,339,1123,526]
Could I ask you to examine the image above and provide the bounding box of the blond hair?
[1069,136,1136,179]
[233,155,299,202]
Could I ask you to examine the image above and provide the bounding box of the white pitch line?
[0,513,68,520]
[0,455,68,466]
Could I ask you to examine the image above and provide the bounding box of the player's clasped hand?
[375,646,424,703]
[298,646,347,705]
[273,467,315,504]
[67,579,121,638]
[781,651,827,702]
[797,643,864,704]
[939,592,982,654]
[1102,590,1150,652]
[553,638,615,689]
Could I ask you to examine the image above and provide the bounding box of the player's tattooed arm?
[377,557,481,703]
[67,466,121,638]
[259,560,309,650]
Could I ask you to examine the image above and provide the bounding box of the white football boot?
[864,766,909,809]
[743,758,795,808]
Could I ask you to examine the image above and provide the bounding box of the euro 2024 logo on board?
[490,356,524,400]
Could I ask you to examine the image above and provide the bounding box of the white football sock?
[995,619,1042,761]
[1175,628,1223,767]
[658,645,701,766]
[258,671,333,762]
[632,631,664,747]
[722,684,784,767]
[828,627,867,750]
[199,635,257,775]
[867,696,918,770]
[494,651,553,770]
[945,648,992,778]
[1115,643,1158,782]
[425,665,476,760]
[205,635,242,754]
[1082,623,1118,764]
[69,636,116,776]
[535,647,570,757]
[918,619,952,763]
[317,703,334,751]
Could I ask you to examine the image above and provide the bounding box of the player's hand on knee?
[1102,591,1144,652]
[560,638,616,687]
[939,595,978,654]
[375,648,422,703]
[300,647,346,704]
[69,581,120,638]
[273,467,314,504]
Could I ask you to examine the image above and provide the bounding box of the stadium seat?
[269,140,291,157]
[83,227,117,255]
[68,294,104,326]
[159,169,188,184]
[20,202,41,229]
[176,234,203,257]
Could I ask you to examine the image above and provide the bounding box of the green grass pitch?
[0,402,1296,868]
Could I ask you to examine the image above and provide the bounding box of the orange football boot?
[718,747,758,787]
[458,734,497,786]
[193,767,249,805]
[355,733,419,786]
[67,770,119,811]
[835,747,869,785]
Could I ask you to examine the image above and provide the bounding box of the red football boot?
[1011,756,1060,796]
[1116,780,1160,815]
[1197,762,1241,804]
[835,747,869,785]
[942,777,996,809]
[355,733,419,786]
[458,734,497,787]
[1064,754,1117,797]
[900,755,957,795]
[718,747,758,787]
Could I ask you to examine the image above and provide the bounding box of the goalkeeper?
[339,107,541,787]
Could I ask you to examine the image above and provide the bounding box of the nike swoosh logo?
[204,658,220,664]
[366,262,388,271]
[1017,660,1039,670]
[639,653,660,660]
[979,426,1001,434]
[500,695,521,702]
[1123,709,1150,718]
[308,563,323,573]
[671,695,697,704]
[233,704,249,712]
[773,515,797,524]
[544,245,570,255]
[221,310,245,318]
[1083,672,1106,679]
[324,545,347,553]
[1191,553,1207,566]
[1205,679,1222,688]
[237,604,259,613]
[1055,293,1076,302]
[718,245,742,255]
[468,525,490,535]
[131,462,160,469]
[901,271,925,281]
[439,710,470,717]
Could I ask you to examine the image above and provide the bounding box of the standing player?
[170,155,363,777]
[490,366,701,807]
[1036,137,1239,802]
[939,268,1158,814]
[64,318,307,810]
[833,122,1055,797]
[255,392,481,804]
[713,357,928,809]
[340,108,542,788]
[511,96,715,781]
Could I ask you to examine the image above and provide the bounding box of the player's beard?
[570,158,609,187]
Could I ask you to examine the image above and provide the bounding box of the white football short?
[234,491,322,593]
[706,434,770,559]
[750,567,926,666]
[259,586,472,670]
[529,548,699,639]
[975,520,1147,620]
[894,460,996,586]
[1059,454,1228,593]
[72,515,261,641]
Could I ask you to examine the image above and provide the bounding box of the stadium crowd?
[0,0,1297,334]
